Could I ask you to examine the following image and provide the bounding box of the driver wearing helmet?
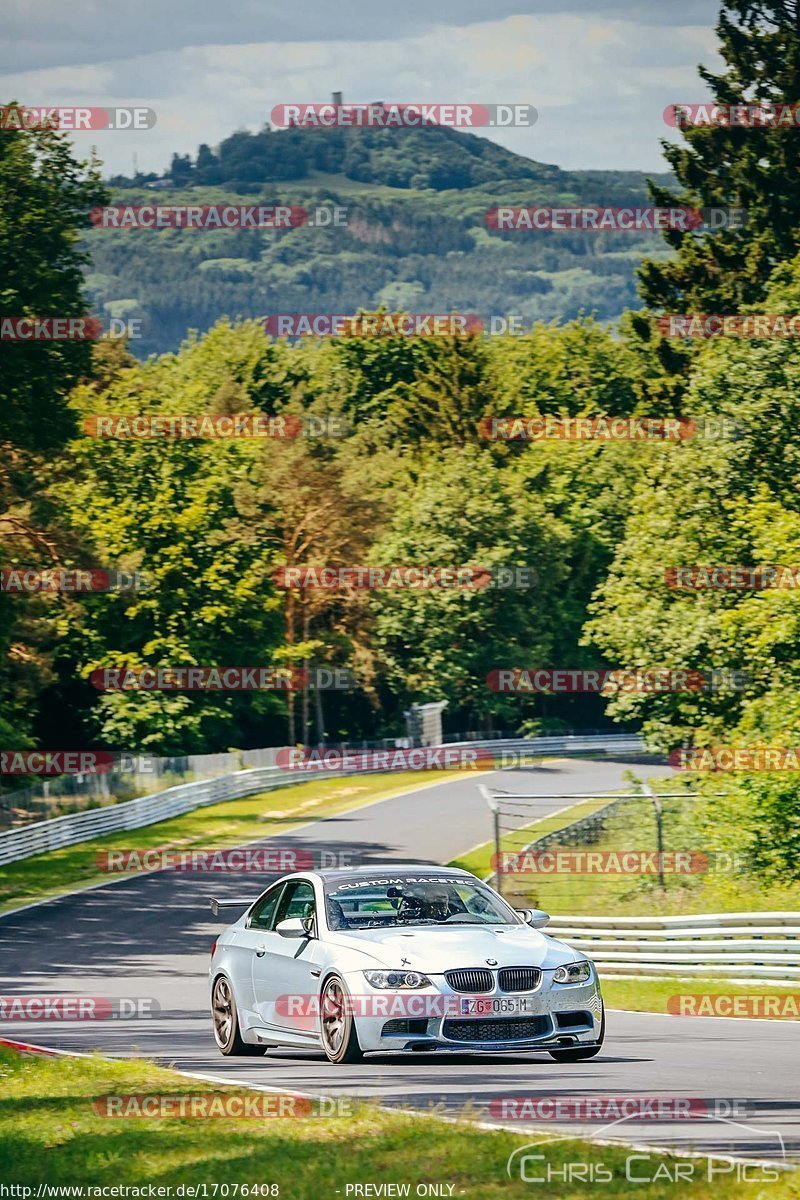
[397,884,457,923]
[424,886,453,921]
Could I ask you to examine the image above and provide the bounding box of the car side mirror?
[276,917,311,939]
[516,908,550,929]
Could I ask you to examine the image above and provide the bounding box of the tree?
[169,153,193,185]
[57,322,292,753]
[384,332,494,448]
[639,1,800,318]
[195,143,220,185]
[0,103,107,747]
[588,258,800,753]
[368,445,572,731]
[0,103,107,453]
[228,412,380,745]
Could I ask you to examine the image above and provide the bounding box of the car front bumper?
[345,969,604,1054]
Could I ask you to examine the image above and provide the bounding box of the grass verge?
[0,1047,796,1196]
[449,794,615,879]
[475,789,800,916]
[603,977,800,1019]
[0,768,481,915]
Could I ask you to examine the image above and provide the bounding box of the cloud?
[0,10,721,175]
[1,0,719,72]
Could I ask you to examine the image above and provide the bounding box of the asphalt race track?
[1,758,798,1170]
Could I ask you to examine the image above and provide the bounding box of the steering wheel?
[397,895,424,923]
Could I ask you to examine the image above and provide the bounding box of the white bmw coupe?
[209,864,604,1063]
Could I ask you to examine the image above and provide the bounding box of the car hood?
[325,924,581,971]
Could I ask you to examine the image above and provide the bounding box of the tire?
[212,974,267,1057]
[549,1007,605,1062]
[320,974,363,1063]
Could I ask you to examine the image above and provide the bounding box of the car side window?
[275,880,315,926]
[248,883,285,931]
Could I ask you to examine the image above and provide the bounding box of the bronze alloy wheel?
[212,975,267,1056]
[320,974,363,1063]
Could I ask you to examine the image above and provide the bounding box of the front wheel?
[212,975,267,1056]
[549,1007,605,1062]
[320,974,363,1063]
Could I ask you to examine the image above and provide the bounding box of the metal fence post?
[641,783,665,890]
[493,803,503,897]
[478,784,503,895]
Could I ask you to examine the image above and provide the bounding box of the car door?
[250,878,327,1036]
[228,881,287,1019]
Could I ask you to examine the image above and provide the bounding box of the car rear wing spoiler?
[209,897,253,916]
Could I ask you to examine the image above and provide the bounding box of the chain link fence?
[480,782,732,912]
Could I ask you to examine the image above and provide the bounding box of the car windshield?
[324,874,519,930]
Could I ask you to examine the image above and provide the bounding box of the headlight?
[553,961,592,984]
[363,970,431,989]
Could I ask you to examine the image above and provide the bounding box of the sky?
[1,0,723,177]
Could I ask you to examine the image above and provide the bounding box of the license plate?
[459,996,534,1017]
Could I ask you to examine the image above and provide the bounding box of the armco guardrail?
[0,733,643,868]
[0,766,292,868]
[547,912,800,985]
[5,728,641,825]
[456,733,645,757]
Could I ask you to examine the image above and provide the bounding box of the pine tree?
[169,152,193,185]
[638,1,800,317]
[195,143,220,184]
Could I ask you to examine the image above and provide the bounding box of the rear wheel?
[320,974,363,1063]
[549,1007,605,1062]
[212,975,267,1057]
